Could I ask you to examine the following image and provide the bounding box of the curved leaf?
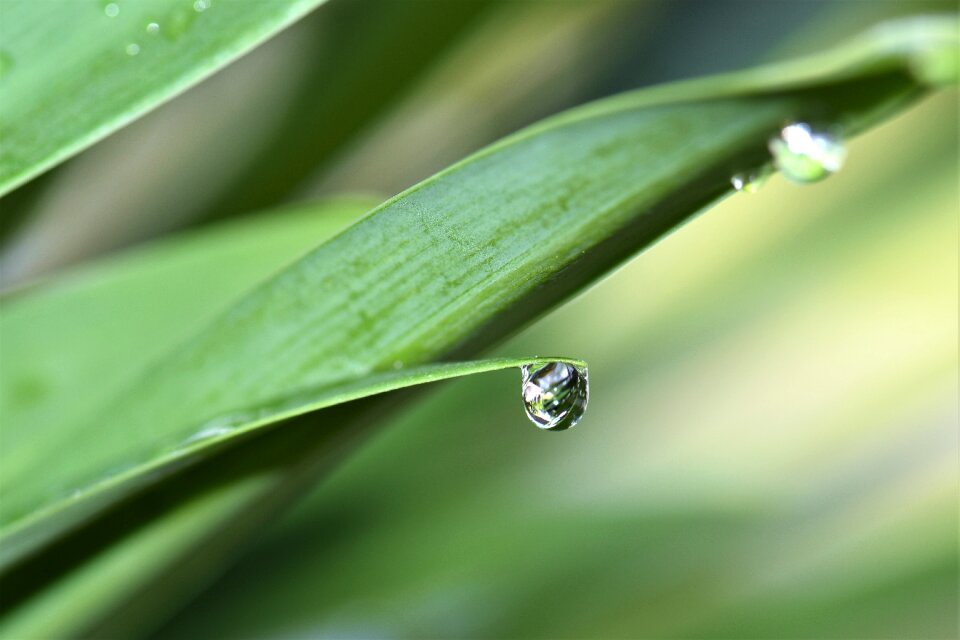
[157,103,960,639]
[0,197,378,564]
[0,355,583,639]
[3,12,956,554]
[0,0,327,196]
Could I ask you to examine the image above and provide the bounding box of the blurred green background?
[1,1,956,638]
[154,92,959,639]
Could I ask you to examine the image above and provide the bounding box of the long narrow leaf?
[0,0,327,196]
[0,198,377,564]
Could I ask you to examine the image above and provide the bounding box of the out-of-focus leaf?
[0,0,501,286]
[0,197,378,564]
[199,0,497,221]
[0,21,314,286]
[310,0,645,196]
[0,0,328,196]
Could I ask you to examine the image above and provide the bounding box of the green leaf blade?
[0,97,792,534]
[0,197,378,565]
[0,0,327,196]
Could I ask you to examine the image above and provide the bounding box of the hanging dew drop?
[146,22,161,35]
[103,2,120,17]
[768,123,846,184]
[731,163,773,193]
[521,361,588,431]
[125,43,140,56]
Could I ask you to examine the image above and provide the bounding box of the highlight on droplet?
[521,361,588,431]
[768,122,846,184]
[731,164,774,193]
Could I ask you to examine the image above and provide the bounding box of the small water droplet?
[768,123,846,184]
[146,22,161,35]
[193,0,210,12]
[103,2,120,17]
[0,50,14,79]
[731,163,773,193]
[521,361,588,431]
[392,360,404,370]
[125,43,140,56]
[182,425,230,446]
[181,415,244,447]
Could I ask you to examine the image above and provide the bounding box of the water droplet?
[180,415,244,447]
[193,0,210,12]
[521,361,588,431]
[392,360,404,370]
[731,164,773,193]
[146,22,161,35]
[768,123,846,184]
[125,43,140,56]
[184,426,230,444]
[103,2,120,17]
[0,50,14,79]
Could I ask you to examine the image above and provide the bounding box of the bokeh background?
[2,1,956,638]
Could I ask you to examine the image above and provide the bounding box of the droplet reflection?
[769,123,846,184]
[521,361,588,431]
[731,164,773,193]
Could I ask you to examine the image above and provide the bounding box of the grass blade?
[0,0,328,196]
[0,198,377,564]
